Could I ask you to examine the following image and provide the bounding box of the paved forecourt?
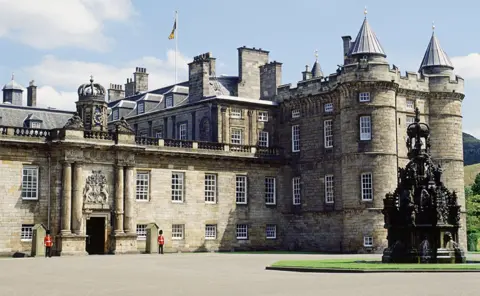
[0,253,479,296]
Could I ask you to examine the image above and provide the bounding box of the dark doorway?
[86,217,106,255]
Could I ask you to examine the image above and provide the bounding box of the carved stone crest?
[115,117,134,134]
[83,170,109,204]
[64,112,84,130]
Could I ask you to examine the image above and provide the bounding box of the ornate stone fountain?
[382,108,466,263]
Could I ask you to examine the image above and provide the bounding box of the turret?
[76,76,108,131]
[2,73,24,106]
[311,50,324,79]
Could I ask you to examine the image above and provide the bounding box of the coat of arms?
[83,170,109,204]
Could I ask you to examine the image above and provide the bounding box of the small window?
[406,99,415,110]
[292,177,301,205]
[364,236,373,247]
[137,103,145,114]
[179,123,187,140]
[291,109,300,118]
[266,224,277,239]
[325,175,334,203]
[359,92,371,102]
[258,111,269,122]
[324,120,333,148]
[205,224,217,239]
[30,121,41,129]
[258,131,269,147]
[22,166,39,200]
[236,175,247,204]
[324,103,333,113]
[204,174,217,203]
[406,116,415,128]
[231,129,242,145]
[292,125,300,152]
[136,224,147,240]
[171,172,184,203]
[359,116,371,141]
[265,177,276,205]
[165,96,173,108]
[231,108,242,119]
[136,172,149,201]
[112,109,119,120]
[172,224,184,240]
[236,224,248,239]
[21,224,34,241]
[361,173,373,201]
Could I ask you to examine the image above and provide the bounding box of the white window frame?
[324,119,333,148]
[165,96,173,108]
[30,121,41,129]
[264,177,276,205]
[235,175,247,204]
[364,236,373,247]
[291,109,300,118]
[155,130,163,139]
[136,224,147,240]
[292,125,300,152]
[361,172,373,201]
[359,116,372,141]
[258,131,269,147]
[20,224,34,241]
[406,99,415,110]
[171,172,184,203]
[292,177,301,205]
[266,224,277,239]
[236,224,248,240]
[231,128,242,145]
[137,102,145,114]
[135,171,149,201]
[172,224,184,240]
[204,174,217,204]
[258,111,269,122]
[231,108,242,119]
[22,166,39,200]
[205,224,217,240]
[112,109,119,121]
[179,123,187,140]
[406,115,415,128]
[359,92,371,102]
[324,103,333,113]
[325,175,334,204]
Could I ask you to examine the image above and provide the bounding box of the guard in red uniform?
[44,230,53,258]
[158,230,165,254]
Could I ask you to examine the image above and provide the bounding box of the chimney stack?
[124,78,135,97]
[134,67,149,94]
[27,80,37,107]
[260,61,282,100]
[341,36,352,62]
[108,83,125,102]
[237,46,269,99]
[188,52,215,104]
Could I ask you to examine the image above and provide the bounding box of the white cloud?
[452,53,480,80]
[24,50,191,110]
[0,0,134,51]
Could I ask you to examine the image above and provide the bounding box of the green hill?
[464,132,480,166]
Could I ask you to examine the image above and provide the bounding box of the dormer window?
[30,121,41,129]
[165,96,173,108]
[359,92,371,102]
[137,103,144,114]
[112,109,119,120]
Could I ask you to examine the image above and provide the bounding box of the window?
[22,166,38,200]
[179,123,187,140]
[20,224,33,241]
[204,174,217,203]
[236,224,248,239]
[292,177,301,205]
[292,125,300,152]
[324,103,333,113]
[165,96,173,108]
[266,224,277,239]
[291,109,300,118]
[364,236,373,247]
[258,131,269,147]
[359,92,371,102]
[231,128,242,145]
[325,175,334,204]
[137,103,145,114]
[136,172,149,201]
[231,108,242,119]
[155,130,163,139]
[136,224,147,240]
[359,116,371,141]
[235,175,247,204]
[265,177,276,205]
[406,115,415,128]
[258,111,268,122]
[112,109,119,120]
[171,172,184,202]
[172,224,184,240]
[205,224,217,239]
[30,121,41,129]
[361,173,373,201]
[324,119,333,148]
[406,99,415,110]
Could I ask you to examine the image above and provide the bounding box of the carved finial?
[432,21,435,33]
[11,72,14,81]
[314,49,318,61]
[414,107,420,123]
[90,75,94,83]
[364,6,368,18]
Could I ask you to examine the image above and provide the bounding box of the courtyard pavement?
[1,253,479,296]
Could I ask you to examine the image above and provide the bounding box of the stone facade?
[0,15,467,256]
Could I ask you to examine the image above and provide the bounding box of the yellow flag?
[168,19,176,40]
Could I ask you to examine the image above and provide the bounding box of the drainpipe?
[47,150,52,230]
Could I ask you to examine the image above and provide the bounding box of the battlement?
[237,45,270,54]
[135,67,147,73]
[109,84,123,90]
[276,73,340,102]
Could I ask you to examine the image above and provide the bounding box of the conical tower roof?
[418,27,453,72]
[2,73,24,91]
[348,12,386,57]
[311,50,324,78]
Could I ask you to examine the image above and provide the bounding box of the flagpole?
[175,10,178,84]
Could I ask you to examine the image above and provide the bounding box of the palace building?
[0,15,466,256]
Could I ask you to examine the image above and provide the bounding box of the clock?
[93,108,103,126]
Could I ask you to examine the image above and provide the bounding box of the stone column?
[72,162,84,235]
[115,165,124,234]
[124,166,135,234]
[61,162,72,234]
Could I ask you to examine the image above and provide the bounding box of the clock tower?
[76,76,108,131]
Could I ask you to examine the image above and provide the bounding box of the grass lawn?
[464,163,480,186]
[270,259,480,270]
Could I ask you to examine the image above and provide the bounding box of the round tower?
[419,27,467,247]
[339,12,398,253]
[76,76,108,131]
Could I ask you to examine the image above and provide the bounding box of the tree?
[472,174,480,196]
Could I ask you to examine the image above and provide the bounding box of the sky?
[0,0,479,137]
